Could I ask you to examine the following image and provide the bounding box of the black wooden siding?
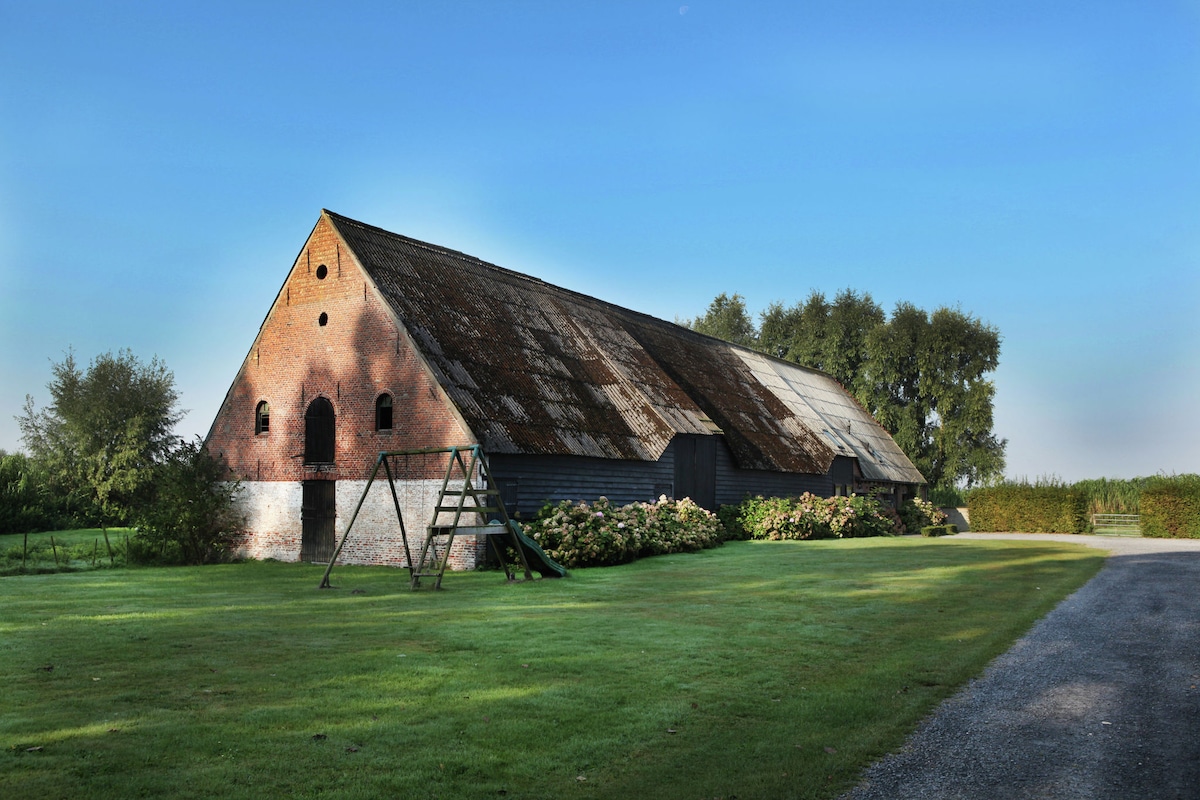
[713,436,832,506]
[490,434,840,516]
[488,452,675,518]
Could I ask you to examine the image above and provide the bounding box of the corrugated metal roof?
[326,210,925,485]
[733,350,927,484]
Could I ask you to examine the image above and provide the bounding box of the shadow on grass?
[2,538,1106,800]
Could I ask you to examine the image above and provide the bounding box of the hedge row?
[1140,476,1200,538]
[967,485,1088,533]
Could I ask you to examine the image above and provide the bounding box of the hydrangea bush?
[724,493,898,541]
[524,496,723,569]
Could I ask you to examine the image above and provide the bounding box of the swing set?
[318,445,566,590]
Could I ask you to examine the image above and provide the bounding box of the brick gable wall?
[206,215,481,568]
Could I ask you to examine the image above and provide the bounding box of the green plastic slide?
[492,520,568,578]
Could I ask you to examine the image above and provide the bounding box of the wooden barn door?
[304,397,336,464]
[301,480,337,563]
[673,434,717,510]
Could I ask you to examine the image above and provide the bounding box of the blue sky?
[2,1,1197,482]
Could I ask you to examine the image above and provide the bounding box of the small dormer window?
[255,401,270,434]
[375,393,393,431]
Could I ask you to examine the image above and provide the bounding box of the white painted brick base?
[229,479,491,570]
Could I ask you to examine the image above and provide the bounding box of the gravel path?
[842,534,1200,800]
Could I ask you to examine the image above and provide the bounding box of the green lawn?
[1,529,136,575]
[1,538,1104,799]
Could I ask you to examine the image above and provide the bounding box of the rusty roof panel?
[326,211,924,483]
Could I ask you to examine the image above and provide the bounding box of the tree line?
[2,349,241,563]
[684,290,1006,491]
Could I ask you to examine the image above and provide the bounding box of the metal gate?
[301,480,337,562]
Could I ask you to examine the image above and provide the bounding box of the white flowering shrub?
[730,493,897,541]
[525,496,723,569]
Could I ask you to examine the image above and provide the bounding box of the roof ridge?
[323,208,553,288]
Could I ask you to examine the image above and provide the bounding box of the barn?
[206,210,925,568]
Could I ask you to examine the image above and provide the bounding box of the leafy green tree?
[757,301,800,360]
[784,291,832,368]
[684,292,758,347]
[0,451,60,534]
[762,290,883,393]
[920,307,1006,488]
[17,349,183,525]
[861,304,1005,488]
[821,289,885,393]
[861,302,927,459]
[689,291,1006,490]
[134,438,245,565]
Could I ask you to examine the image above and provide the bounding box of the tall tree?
[18,349,183,525]
[918,307,1006,488]
[782,291,831,369]
[689,291,1007,489]
[822,289,885,395]
[861,302,928,459]
[757,301,800,360]
[684,292,758,347]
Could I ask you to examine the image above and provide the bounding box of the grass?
[1,529,136,575]
[1,538,1104,799]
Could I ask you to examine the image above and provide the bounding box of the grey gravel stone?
[843,534,1200,800]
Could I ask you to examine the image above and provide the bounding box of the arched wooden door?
[301,397,336,562]
[304,397,336,464]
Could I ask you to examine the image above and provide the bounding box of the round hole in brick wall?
[316,264,328,280]
[319,312,329,326]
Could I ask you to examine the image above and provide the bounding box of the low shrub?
[900,497,947,534]
[525,496,723,569]
[968,483,1088,533]
[716,503,750,540]
[920,524,959,537]
[1140,475,1200,539]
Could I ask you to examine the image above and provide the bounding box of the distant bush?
[968,482,1088,533]
[725,493,897,541]
[0,452,74,534]
[900,497,947,534]
[525,496,723,569]
[133,439,245,565]
[920,524,959,537]
[1140,476,1200,539]
[928,486,967,508]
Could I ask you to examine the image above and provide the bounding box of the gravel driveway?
[842,533,1200,800]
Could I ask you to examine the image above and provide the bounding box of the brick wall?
[228,476,491,570]
[210,213,481,568]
